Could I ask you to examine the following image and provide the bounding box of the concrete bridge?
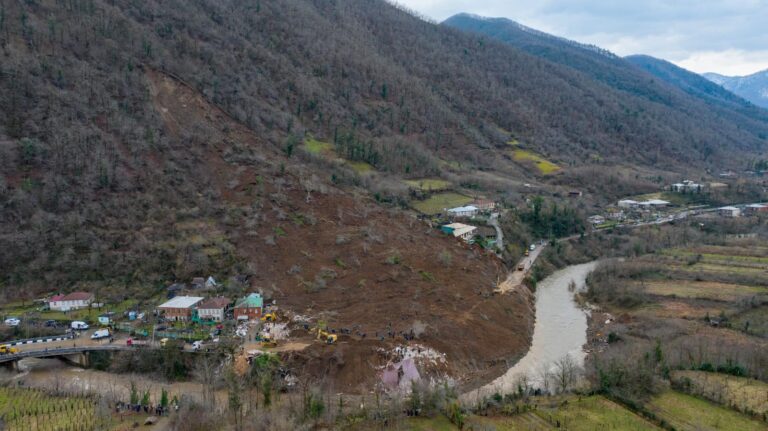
[0,345,134,369]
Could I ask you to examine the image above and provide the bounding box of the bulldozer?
[0,344,19,355]
[311,328,337,344]
[261,312,278,323]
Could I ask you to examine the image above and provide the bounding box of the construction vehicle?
[0,344,19,355]
[261,312,278,322]
[260,334,278,348]
[312,328,337,344]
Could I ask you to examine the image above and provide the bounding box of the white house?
[49,292,95,312]
[671,180,701,193]
[718,206,741,218]
[196,297,231,322]
[446,205,479,218]
[587,215,606,225]
[442,223,478,242]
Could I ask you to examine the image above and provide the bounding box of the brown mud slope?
[146,70,534,392]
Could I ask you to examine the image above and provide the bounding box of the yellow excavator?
[260,334,278,348]
[0,344,19,355]
[312,327,337,344]
[261,312,278,323]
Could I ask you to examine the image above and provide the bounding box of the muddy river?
[465,261,599,401]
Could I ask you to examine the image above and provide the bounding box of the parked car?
[4,318,20,327]
[191,340,204,351]
[530,244,536,251]
[44,320,58,327]
[71,321,89,330]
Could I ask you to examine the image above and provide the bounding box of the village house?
[671,180,702,193]
[718,206,741,218]
[446,205,478,218]
[744,204,768,216]
[196,297,231,322]
[617,199,639,209]
[190,277,206,289]
[441,223,478,242]
[587,215,606,225]
[605,208,625,221]
[471,199,496,212]
[234,293,264,320]
[157,296,204,321]
[638,199,670,210]
[49,292,95,312]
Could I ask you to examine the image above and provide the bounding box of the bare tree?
[554,354,579,393]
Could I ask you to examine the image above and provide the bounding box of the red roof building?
[49,292,95,311]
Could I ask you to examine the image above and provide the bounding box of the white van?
[71,321,89,330]
[91,329,110,340]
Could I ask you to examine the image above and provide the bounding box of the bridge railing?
[0,345,130,363]
[3,333,74,347]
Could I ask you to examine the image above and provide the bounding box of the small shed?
[718,206,741,218]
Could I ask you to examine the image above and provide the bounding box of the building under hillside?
[446,205,478,218]
[49,292,95,312]
[234,293,264,320]
[157,296,204,321]
[441,223,478,242]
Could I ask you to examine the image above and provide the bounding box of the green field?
[671,371,768,417]
[512,149,560,175]
[304,137,333,155]
[407,415,458,431]
[411,192,473,215]
[732,306,768,338]
[647,391,766,431]
[468,412,553,430]
[533,396,658,430]
[346,160,375,174]
[404,178,452,192]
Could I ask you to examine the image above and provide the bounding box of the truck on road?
[0,344,19,355]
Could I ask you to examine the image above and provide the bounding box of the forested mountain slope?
[704,70,768,109]
[1,0,767,294]
[626,55,766,115]
[443,13,768,153]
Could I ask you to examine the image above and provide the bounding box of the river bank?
[463,260,599,402]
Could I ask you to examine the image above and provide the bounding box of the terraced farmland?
[640,280,767,302]
[404,178,452,192]
[671,370,768,417]
[0,387,102,431]
[647,391,766,431]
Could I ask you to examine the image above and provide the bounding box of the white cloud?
[675,50,768,76]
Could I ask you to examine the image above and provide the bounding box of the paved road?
[495,244,545,294]
[8,329,131,353]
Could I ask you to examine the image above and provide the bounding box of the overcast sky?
[397,0,768,76]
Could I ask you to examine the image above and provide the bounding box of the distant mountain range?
[703,70,768,109]
[443,13,768,145]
